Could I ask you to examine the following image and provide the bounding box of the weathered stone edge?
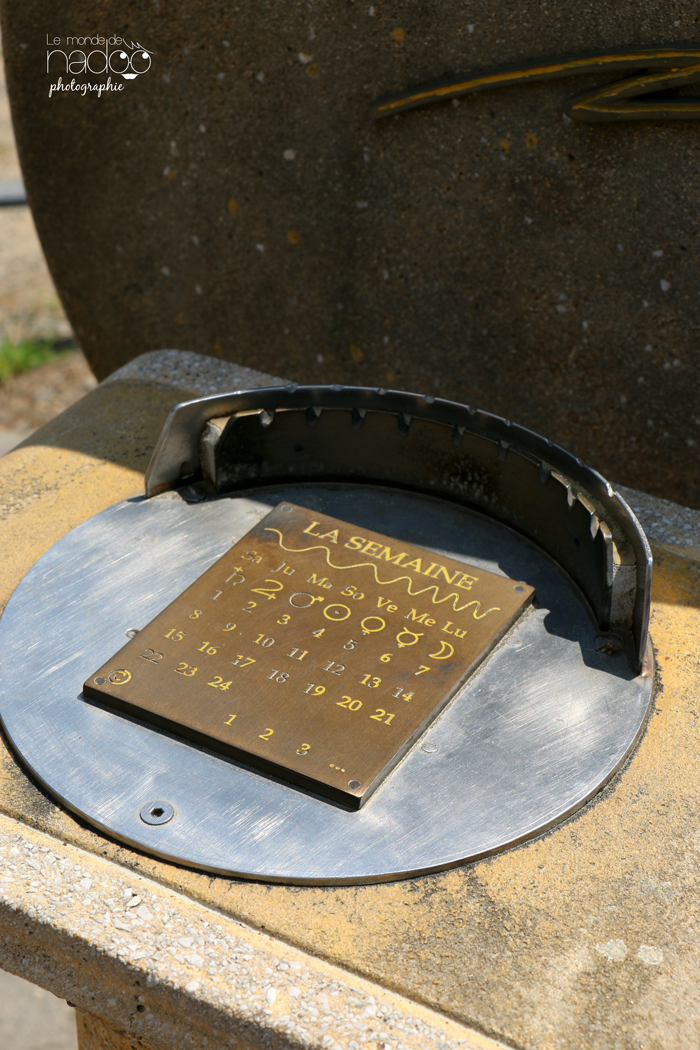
[0,810,506,1050]
[101,348,286,395]
[615,483,700,558]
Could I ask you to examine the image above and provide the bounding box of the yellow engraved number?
[360,674,381,688]
[303,683,326,696]
[208,676,232,691]
[175,662,198,677]
[242,601,257,614]
[259,727,274,741]
[415,665,431,676]
[164,628,185,641]
[296,743,311,756]
[139,649,163,663]
[337,696,363,711]
[277,614,291,625]
[380,653,393,663]
[392,687,414,701]
[370,708,396,725]
[223,714,237,725]
[197,641,219,655]
[223,622,237,632]
[232,655,256,668]
[190,609,202,619]
[252,579,285,600]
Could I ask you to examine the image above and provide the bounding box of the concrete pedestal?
[0,351,699,1050]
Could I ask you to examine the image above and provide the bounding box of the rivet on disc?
[139,801,174,826]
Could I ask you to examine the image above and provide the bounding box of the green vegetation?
[0,340,67,383]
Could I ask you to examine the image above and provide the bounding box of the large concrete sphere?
[2,1,699,504]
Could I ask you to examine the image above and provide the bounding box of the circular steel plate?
[0,485,653,883]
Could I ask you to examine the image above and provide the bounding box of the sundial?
[85,503,532,808]
[0,385,654,882]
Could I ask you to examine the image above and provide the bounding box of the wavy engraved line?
[263,527,501,617]
[370,46,700,124]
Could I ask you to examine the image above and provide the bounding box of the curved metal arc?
[611,489,652,670]
[370,44,700,122]
[144,385,652,672]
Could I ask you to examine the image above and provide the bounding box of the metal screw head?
[93,677,106,685]
[420,742,438,754]
[514,585,526,592]
[139,801,174,826]
[348,780,361,791]
[179,484,207,503]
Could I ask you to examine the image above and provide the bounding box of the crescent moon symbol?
[429,640,454,660]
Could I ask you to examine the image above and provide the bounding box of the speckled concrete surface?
[0,30,71,345]
[76,1013,156,1050]
[0,813,499,1050]
[104,349,284,396]
[3,1,700,507]
[617,483,700,559]
[78,1011,259,1050]
[1,351,700,1049]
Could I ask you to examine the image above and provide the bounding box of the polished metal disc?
[0,484,653,883]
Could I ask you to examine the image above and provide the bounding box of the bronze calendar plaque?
[84,504,534,807]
